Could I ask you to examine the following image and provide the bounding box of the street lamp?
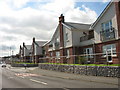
[12,50,14,63]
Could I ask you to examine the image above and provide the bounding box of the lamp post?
[9,47,11,63]
[12,50,14,63]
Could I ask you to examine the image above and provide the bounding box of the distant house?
[22,42,32,62]
[19,45,23,62]
[31,37,47,63]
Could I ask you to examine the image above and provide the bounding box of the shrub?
[78,56,86,64]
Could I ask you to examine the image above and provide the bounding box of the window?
[56,51,60,59]
[101,20,112,31]
[101,20,114,41]
[84,48,93,58]
[102,44,116,56]
[66,49,70,58]
[102,44,116,62]
[66,33,69,41]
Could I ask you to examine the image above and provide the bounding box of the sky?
[0,0,110,57]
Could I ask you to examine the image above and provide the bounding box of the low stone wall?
[11,63,38,67]
[39,64,120,77]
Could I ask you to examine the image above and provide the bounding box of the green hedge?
[42,63,120,66]
[12,62,36,64]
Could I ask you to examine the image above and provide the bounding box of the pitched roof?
[63,22,91,30]
[43,22,91,46]
[91,1,112,28]
[35,41,47,46]
[25,45,32,50]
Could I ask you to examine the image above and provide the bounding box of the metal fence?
[10,52,120,65]
[38,52,120,64]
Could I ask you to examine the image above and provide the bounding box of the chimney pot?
[23,42,25,47]
[59,14,64,23]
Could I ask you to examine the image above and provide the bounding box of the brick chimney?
[19,45,22,55]
[59,14,64,48]
[59,14,64,23]
[20,45,22,49]
[59,14,65,63]
[22,42,25,61]
[23,42,25,47]
[33,37,35,43]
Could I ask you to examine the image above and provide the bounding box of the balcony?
[100,28,115,41]
[80,34,94,42]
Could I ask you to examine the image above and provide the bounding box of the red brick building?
[43,1,120,64]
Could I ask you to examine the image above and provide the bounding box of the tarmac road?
[0,66,119,90]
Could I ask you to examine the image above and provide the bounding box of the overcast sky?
[0,0,110,57]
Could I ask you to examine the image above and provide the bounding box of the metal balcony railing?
[80,34,94,42]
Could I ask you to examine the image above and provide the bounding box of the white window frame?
[66,49,70,58]
[101,20,112,31]
[102,44,116,62]
[101,20,112,39]
[84,48,93,58]
[56,51,60,59]
[103,44,116,56]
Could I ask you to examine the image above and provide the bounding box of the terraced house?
[19,45,23,62]
[20,42,32,62]
[43,14,94,64]
[31,37,47,63]
[44,1,120,64]
[18,1,120,64]
[91,1,120,64]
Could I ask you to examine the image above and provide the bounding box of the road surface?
[0,66,119,89]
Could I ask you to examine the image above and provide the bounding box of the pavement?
[7,65,119,86]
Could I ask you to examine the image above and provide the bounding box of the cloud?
[0,45,16,56]
[102,0,111,3]
[65,5,97,24]
[0,0,98,57]
[0,45,16,51]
